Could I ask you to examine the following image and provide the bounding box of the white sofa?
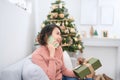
[0,55,49,80]
[0,51,76,80]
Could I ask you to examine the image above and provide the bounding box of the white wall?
[35,0,120,38]
[0,0,35,70]
[33,0,52,35]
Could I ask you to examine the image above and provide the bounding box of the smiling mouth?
[57,39,62,43]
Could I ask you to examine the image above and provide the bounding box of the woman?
[32,24,93,80]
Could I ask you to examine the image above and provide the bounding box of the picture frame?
[100,6,114,25]
[80,0,98,25]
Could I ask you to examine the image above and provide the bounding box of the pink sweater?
[32,46,76,80]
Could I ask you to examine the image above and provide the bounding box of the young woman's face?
[52,27,62,44]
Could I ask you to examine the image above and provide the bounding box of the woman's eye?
[57,32,60,35]
[58,33,61,36]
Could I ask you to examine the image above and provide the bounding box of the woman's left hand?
[86,72,95,78]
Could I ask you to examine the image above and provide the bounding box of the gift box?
[73,57,102,79]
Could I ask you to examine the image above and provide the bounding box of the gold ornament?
[59,13,64,18]
[51,13,58,18]
[52,5,58,10]
[73,37,78,42]
[41,24,45,28]
[78,44,82,49]
[56,22,60,26]
[64,29,69,34]
[65,21,68,25]
[54,13,58,18]
[59,3,62,8]
[70,28,75,33]
[50,15,53,19]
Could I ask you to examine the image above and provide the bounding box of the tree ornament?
[64,29,69,34]
[51,13,58,18]
[103,30,108,37]
[49,13,54,19]
[70,28,75,33]
[41,23,45,28]
[78,44,82,49]
[56,22,60,26]
[51,5,55,9]
[90,25,94,37]
[65,21,68,25]
[54,13,58,18]
[73,37,78,42]
[69,37,73,44]
[53,4,58,9]
[93,30,98,36]
[69,17,74,22]
[59,13,64,18]
[59,3,63,8]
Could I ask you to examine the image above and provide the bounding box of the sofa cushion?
[0,59,25,80]
[22,58,49,80]
[63,51,73,69]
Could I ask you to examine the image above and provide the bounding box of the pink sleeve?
[32,49,56,80]
[61,55,76,77]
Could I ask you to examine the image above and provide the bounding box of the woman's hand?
[47,41,58,58]
[86,72,95,78]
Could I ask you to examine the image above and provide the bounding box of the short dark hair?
[37,24,61,45]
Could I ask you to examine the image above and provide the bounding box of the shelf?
[82,37,120,47]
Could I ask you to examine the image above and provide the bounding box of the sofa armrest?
[0,59,25,80]
[22,59,49,80]
[0,54,49,80]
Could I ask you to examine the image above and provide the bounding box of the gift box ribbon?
[83,62,94,74]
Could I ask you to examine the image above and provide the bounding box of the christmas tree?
[36,0,84,53]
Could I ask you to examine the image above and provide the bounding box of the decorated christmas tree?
[36,0,84,53]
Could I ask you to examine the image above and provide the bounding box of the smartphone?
[48,36,59,48]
